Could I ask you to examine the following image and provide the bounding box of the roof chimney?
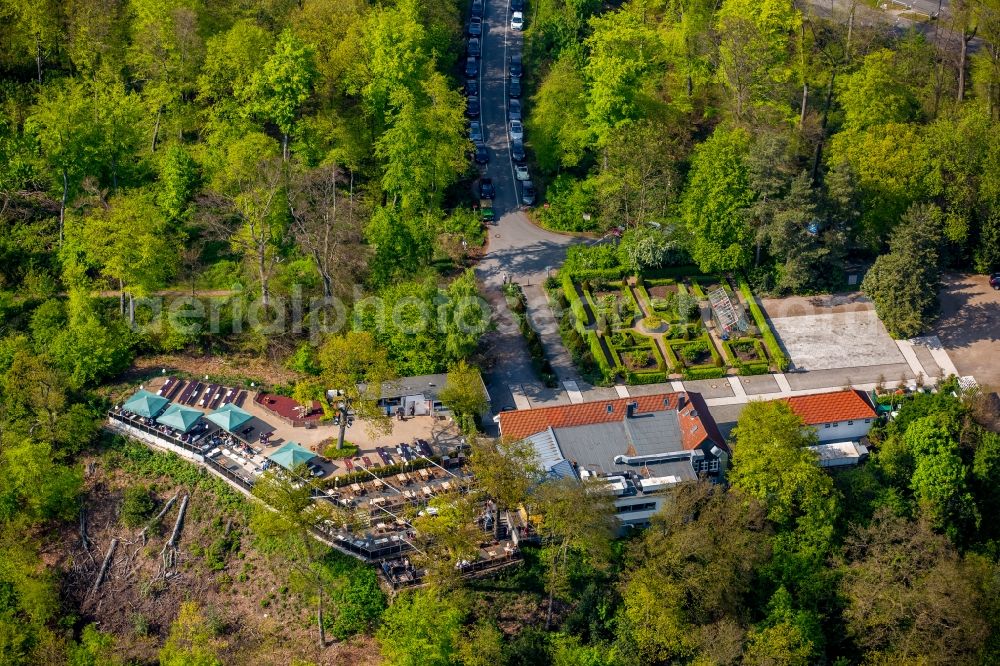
[626,401,638,418]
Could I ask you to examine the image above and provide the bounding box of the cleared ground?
[936,273,1000,388]
[769,310,904,371]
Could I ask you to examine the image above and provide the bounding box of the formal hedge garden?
[549,249,789,382]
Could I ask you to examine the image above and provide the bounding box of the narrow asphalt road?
[472,0,587,417]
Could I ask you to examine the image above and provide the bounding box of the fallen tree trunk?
[140,492,179,545]
[160,495,189,576]
[167,495,189,548]
[90,538,119,597]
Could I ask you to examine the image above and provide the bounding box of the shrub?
[680,341,709,364]
[642,315,663,329]
[121,485,155,527]
[537,174,601,232]
[324,443,359,459]
[676,292,701,320]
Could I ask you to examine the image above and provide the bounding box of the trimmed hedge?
[586,330,615,379]
[738,279,789,371]
[689,278,707,299]
[738,361,771,376]
[625,371,668,385]
[567,267,627,281]
[683,366,727,381]
[640,265,705,280]
[562,272,590,333]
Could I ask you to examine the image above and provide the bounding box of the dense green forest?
[1,0,999,663]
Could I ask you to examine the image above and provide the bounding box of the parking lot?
[935,273,1000,387]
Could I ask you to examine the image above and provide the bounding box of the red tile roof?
[784,390,875,425]
[498,392,724,451]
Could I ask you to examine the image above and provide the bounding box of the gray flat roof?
[359,372,491,404]
[553,410,692,478]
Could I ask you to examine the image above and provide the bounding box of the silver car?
[509,119,523,141]
[470,121,483,143]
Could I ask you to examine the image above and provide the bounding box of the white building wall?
[613,496,666,532]
[812,418,873,443]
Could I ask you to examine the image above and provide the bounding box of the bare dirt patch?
[60,453,380,666]
[648,285,678,299]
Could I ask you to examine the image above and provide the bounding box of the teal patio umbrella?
[206,403,253,432]
[156,404,203,433]
[123,389,169,418]
[267,442,316,470]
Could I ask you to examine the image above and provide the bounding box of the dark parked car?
[471,0,484,18]
[509,52,522,78]
[511,137,525,162]
[509,98,522,121]
[466,96,480,118]
[465,78,478,96]
[508,77,521,98]
[465,56,478,78]
[479,177,495,199]
[474,144,489,164]
[468,16,482,36]
[469,121,483,143]
[521,180,536,206]
[991,273,1000,290]
[468,37,481,56]
[511,0,524,10]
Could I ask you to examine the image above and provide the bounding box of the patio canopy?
[123,389,169,418]
[268,442,316,471]
[206,403,253,432]
[156,404,203,433]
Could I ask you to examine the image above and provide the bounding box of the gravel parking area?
[769,310,904,371]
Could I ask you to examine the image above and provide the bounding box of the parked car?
[465,78,478,96]
[465,56,478,78]
[509,119,524,140]
[511,0,524,10]
[468,37,481,56]
[509,98,522,121]
[511,11,524,30]
[479,177,495,199]
[509,52,522,78]
[471,0,484,18]
[469,121,483,143]
[521,180,536,206]
[468,16,482,36]
[515,164,529,181]
[466,96,480,118]
[508,77,521,98]
[474,144,489,164]
[511,137,525,162]
[991,273,1000,290]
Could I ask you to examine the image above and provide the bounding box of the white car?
[509,119,523,141]
[511,11,524,31]
[515,165,529,181]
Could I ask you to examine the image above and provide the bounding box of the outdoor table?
[351,483,362,493]
[419,469,430,479]
[396,473,407,484]
[441,481,452,491]
[422,485,433,497]
[371,497,386,506]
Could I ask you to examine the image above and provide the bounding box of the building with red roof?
[783,390,877,443]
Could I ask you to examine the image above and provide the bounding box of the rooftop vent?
[688,409,698,418]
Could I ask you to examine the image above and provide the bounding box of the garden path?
[624,280,674,378]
